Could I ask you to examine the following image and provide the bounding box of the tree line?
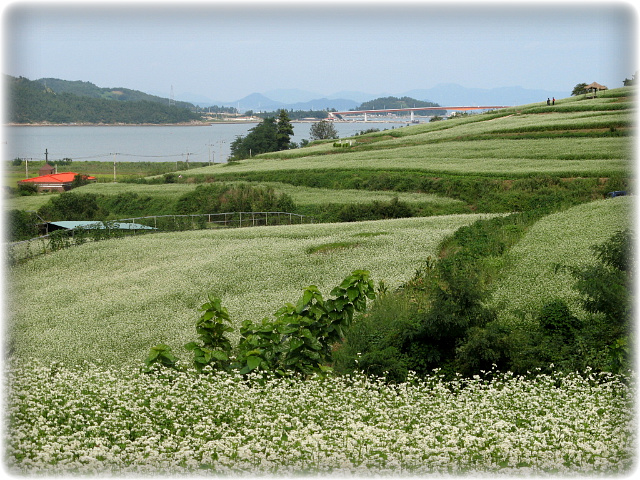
[229,110,342,160]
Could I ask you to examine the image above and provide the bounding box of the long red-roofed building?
[18,172,96,192]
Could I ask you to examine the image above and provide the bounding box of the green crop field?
[4,87,636,476]
[175,136,630,177]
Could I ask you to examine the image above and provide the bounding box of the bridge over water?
[328,105,510,122]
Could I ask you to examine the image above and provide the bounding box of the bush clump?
[175,183,295,215]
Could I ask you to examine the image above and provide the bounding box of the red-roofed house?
[18,172,97,192]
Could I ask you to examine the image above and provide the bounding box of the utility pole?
[111,153,118,182]
[206,142,215,164]
[183,150,193,169]
[218,140,225,163]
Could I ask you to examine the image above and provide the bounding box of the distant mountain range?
[174,84,570,112]
[10,75,570,118]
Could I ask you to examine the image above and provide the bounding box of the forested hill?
[5,75,203,124]
[34,77,195,110]
[356,96,445,114]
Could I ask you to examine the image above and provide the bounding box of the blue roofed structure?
[45,221,156,233]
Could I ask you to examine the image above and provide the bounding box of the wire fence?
[118,211,312,230]
[7,212,314,264]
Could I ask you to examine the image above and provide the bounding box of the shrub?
[334,292,418,382]
[6,209,40,241]
[145,270,376,377]
[184,295,234,372]
[37,192,108,221]
[17,183,38,196]
[175,183,295,215]
[537,299,582,339]
[234,270,376,376]
[336,197,414,222]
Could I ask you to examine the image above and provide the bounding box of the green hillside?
[34,77,195,109]
[152,87,633,216]
[5,75,203,124]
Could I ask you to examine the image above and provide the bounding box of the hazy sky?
[2,0,637,101]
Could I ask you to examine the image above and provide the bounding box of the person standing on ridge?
[552,97,555,105]
[547,98,551,105]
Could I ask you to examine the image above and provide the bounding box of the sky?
[1,0,638,102]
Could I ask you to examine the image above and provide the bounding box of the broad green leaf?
[347,286,359,301]
[211,350,229,361]
[146,350,159,362]
[277,324,298,334]
[246,356,261,371]
[288,337,304,351]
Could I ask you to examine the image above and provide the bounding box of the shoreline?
[4,119,414,127]
[4,121,244,127]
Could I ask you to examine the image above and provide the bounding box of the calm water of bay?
[2,120,414,164]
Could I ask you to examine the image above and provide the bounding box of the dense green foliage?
[34,77,195,109]
[146,271,377,377]
[5,210,40,241]
[230,110,295,159]
[182,296,234,373]
[335,216,634,381]
[230,118,279,159]
[276,109,294,151]
[7,75,202,124]
[37,192,108,221]
[309,120,339,140]
[320,197,415,222]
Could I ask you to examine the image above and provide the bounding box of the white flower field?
[7,214,489,366]
[491,196,634,327]
[5,361,635,476]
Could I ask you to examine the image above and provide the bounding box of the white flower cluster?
[5,361,635,476]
